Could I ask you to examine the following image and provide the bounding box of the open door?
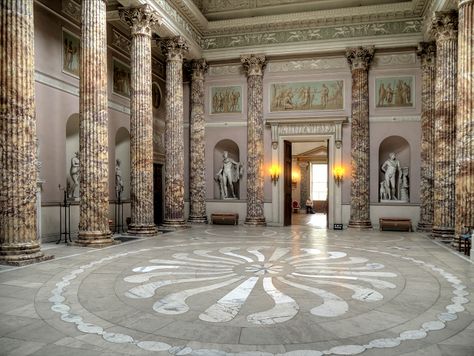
[284,140,292,226]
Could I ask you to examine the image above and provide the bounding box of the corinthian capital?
[159,36,189,62]
[345,46,375,71]
[119,5,161,36]
[189,59,208,81]
[240,54,267,77]
[417,42,436,69]
[430,11,458,42]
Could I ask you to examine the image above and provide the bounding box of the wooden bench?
[211,213,239,225]
[379,218,412,232]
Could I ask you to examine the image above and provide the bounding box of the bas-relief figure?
[215,151,243,199]
[211,86,242,114]
[68,151,79,200]
[375,77,413,108]
[115,159,124,199]
[380,152,409,202]
[62,29,80,77]
[270,80,343,112]
[113,59,131,98]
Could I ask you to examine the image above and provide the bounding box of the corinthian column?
[417,42,437,232]
[0,0,51,265]
[76,0,112,247]
[188,59,209,223]
[346,46,375,229]
[241,54,267,226]
[120,5,160,235]
[160,37,189,228]
[455,0,474,249]
[431,11,458,240]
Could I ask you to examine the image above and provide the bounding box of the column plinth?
[417,42,437,232]
[120,5,160,236]
[431,11,458,241]
[241,54,267,227]
[455,0,474,253]
[0,0,52,264]
[160,37,189,229]
[76,0,113,247]
[346,47,374,229]
[188,59,209,224]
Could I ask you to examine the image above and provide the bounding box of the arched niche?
[213,139,241,199]
[65,114,79,200]
[378,135,410,203]
[115,127,131,200]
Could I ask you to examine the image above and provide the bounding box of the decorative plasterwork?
[61,0,80,22]
[207,64,242,76]
[202,20,423,50]
[373,53,417,67]
[111,29,132,53]
[267,117,346,149]
[267,58,347,72]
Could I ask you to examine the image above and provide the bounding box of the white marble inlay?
[247,277,299,325]
[200,277,258,323]
[47,238,470,356]
[153,276,244,314]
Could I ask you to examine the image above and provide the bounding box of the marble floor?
[0,226,473,356]
[292,213,327,228]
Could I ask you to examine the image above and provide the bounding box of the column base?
[417,222,433,232]
[188,215,208,224]
[127,224,160,236]
[162,219,189,231]
[431,227,455,241]
[75,230,116,248]
[0,242,54,266]
[348,220,372,229]
[244,216,266,227]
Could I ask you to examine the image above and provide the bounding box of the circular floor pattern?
[45,230,470,356]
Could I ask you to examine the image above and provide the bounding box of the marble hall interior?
[1,0,473,355]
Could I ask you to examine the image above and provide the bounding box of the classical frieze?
[111,29,131,53]
[267,58,347,72]
[373,53,417,67]
[61,0,80,22]
[202,20,422,50]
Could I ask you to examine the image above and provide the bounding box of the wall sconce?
[291,171,300,189]
[269,165,280,185]
[333,166,345,186]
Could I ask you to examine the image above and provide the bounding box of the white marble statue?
[115,159,124,199]
[68,151,80,200]
[215,151,243,199]
[380,152,402,201]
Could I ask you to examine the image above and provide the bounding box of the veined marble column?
[241,54,267,226]
[455,0,474,246]
[346,47,375,229]
[417,42,437,232]
[120,5,160,235]
[76,0,113,247]
[188,59,209,223]
[0,0,51,265]
[299,162,309,209]
[431,11,458,240]
[160,37,189,228]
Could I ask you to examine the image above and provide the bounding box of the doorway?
[285,141,329,228]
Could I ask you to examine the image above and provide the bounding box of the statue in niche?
[115,159,124,200]
[215,151,243,199]
[399,167,410,202]
[68,151,80,200]
[380,152,402,201]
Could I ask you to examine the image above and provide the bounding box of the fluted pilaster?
[160,36,189,228]
[431,11,458,240]
[188,59,209,223]
[241,54,267,226]
[346,46,375,229]
[120,5,160,236]
[76,0,112,247]
[417,42,437,232]
[0,0,52,265]
[455,0,474,245]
